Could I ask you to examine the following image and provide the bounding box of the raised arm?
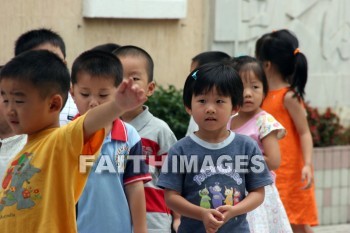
[83,79,146,140]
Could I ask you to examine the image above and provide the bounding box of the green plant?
[146,85,190,139]
[306,103,350,147]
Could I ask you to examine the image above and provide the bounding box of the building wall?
[210,0,350,126]
[0,0,208,89]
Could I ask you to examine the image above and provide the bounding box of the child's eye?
[132,77,140,81]
[100,94,109,98]
[198,99,206,103]
[2,99,9,104]
[80,93,89,97]
[15,101,25,104]
[217,100,225,104]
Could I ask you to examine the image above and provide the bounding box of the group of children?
[0,28,318,233]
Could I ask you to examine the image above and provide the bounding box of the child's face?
[240,70,264,114]
[0,79,57,135]
[118,55,154,98]
[186,87,236,134]
[71,72,117,115]
[0,96,11,133]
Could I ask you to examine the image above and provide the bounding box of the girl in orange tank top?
[256,29,318,233]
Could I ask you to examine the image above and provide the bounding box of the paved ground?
[313,224,350,233]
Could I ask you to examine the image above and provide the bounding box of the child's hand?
[216,205,236,224]
[200,208,224,233]
[172,217,180,232]
[301,164,313,189]
[115,78,147,113]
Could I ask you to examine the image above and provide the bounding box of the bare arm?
[261,131,281,170]
[216,186,264,222]
[83,79,146,141]
[165,189,224,233]
[284,91,313,189]
[125,181,147,233]
[172,211,181,232]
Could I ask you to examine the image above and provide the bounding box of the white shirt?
[59,93,78,126]
[0,134,27,181]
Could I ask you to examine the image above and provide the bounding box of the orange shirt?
[262,87,318,226]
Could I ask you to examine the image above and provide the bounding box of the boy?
[72,50,151,233]
[0,50,146,232]
[0,66,27,181]
[113,46,178,233]
[14,28,78,126]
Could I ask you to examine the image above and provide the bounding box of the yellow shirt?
[0,115,104,233]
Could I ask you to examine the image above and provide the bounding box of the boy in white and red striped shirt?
[114,45,178,233]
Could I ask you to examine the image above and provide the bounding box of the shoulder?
[168,136,193,152]
[283,90,304,110]
[123,121,142,145]
[147,114,177,139]
[123,122,140,139]
[233,133,258,147]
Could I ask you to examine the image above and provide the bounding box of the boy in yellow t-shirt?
[0,50,146,233]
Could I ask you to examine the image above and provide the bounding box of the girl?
[255,29,318,233]
[229,56,292,233]
[158,62,273,233]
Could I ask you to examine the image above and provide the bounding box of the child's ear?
[263,61,271,72]
[185,106,192,116]
[49,94,63,112]
[146,81,156,97]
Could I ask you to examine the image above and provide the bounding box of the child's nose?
[244,88,252,97]
[89,98,99,108]
[206,104,216,113]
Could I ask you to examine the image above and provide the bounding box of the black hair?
[90,43,121,53]
[231,56,268,96]
[192,51,231,68]
[255,29,307,99]
[183,62,243,109]
[71,50,123,87]
[113,45,154,82]
[0,50,70,108]
[14,28,66,58]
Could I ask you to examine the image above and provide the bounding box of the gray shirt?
[158,132,273,233]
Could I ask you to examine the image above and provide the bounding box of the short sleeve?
[124,139,152,185]
[257,113,286,140]
[157,146,184,193]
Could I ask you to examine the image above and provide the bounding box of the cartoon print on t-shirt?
[209,182,225,208]
[233,188,241,205]
[224,186,234,206]
[199,186,211,209]
[0,152,41,211]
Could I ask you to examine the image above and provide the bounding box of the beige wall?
[0,0,208,89]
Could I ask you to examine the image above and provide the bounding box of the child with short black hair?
[71,50,151,233]
[90,43,121,53]
[0,50,146,233]
[158,62,273,233]
[113,45,178,233]
[186,51,232,136]
[14,28,78,126]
